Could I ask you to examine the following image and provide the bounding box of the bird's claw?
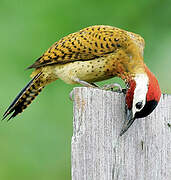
[69,83,125,100]
[101,83,124,93]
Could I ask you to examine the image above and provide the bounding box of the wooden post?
[71,87,171,180]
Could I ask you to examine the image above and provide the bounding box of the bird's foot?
[73,78,99,88]
[69,78,100,101]
[102,83,126,93]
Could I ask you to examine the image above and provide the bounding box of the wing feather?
[27,25,145,69]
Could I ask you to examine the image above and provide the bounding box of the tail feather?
[3,72,44,120]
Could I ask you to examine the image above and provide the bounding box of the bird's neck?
[144,64,161,102]
[117,57,145,83]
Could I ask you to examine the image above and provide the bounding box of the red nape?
[144,65,161,102]
[126,79,136,109]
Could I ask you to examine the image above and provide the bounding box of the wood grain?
[71,87,171,180]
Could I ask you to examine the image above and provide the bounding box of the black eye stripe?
[136,102,143,109]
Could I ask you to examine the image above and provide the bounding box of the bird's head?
[120,66,161,136]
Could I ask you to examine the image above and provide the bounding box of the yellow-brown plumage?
[3,25,146,119]
[30,25,145,84]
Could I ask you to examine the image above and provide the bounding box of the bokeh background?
[0,0,171,179]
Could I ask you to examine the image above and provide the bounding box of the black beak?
[119,109,135,136]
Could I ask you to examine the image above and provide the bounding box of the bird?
[3,25,161,136]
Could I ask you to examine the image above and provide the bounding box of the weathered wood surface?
[71,87,171,180]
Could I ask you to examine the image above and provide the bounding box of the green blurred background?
[0,0,171,179]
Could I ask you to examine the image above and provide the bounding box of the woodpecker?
[3,25,161,136]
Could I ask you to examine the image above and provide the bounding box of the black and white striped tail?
[3,72,44,120]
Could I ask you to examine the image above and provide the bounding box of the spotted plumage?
[27,25,144,70]
[3,25,161,136]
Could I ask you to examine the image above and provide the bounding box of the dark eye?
[136,102,143,109]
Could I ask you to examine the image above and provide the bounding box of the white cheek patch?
[132,74,149,117]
